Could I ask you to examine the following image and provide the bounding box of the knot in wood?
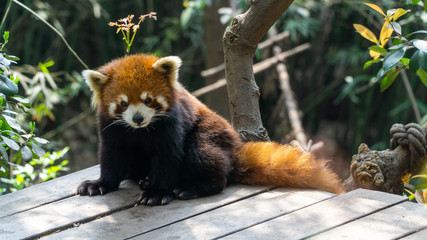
[224,31,238,44]
[239,127,270,142]
[232,18,238,27]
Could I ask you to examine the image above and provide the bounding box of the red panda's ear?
[82,70,108,107]
[152,56,182,90]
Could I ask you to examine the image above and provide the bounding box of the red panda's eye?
[144,98,152,104]
[121,101,128,107]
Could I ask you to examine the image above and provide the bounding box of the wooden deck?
[1,165,426,240]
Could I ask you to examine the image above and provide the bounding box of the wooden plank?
[398,227,427,239]
[130,189,334,240]
[0,165,100,219]
[221,189,407,240]
[42,185,271,240]
[307,201,427,240]
[0,179,139,240]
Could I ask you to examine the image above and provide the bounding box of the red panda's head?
[82,54,182,128]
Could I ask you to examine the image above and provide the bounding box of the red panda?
[77,54,344,206]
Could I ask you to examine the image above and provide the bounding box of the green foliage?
[354,3,427,92]
[0,31,68,195]
[404,171,427,205]
[0,147,69,193]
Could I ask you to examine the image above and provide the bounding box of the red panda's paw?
[76,179,115,196]
[136,190,175,206]
[172,188,199,200]
[138,176,151,190]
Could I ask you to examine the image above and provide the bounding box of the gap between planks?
[0,165,100,219]
[39,184,275,240]
[396,226,427,240]
[127,189,335,240]
[306,200,427,240]
[219,189,409,240]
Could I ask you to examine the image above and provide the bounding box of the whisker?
[102,120,121,132]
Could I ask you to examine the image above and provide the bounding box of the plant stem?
[401,69,421,122]
[0,0,13,34]
[12,0,89,69]
[129,31,137,50]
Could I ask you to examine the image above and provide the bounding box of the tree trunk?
[223,0,294,141]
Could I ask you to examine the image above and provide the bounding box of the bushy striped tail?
[232,142,345,194]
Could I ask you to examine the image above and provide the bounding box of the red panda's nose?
[132,113,144,125]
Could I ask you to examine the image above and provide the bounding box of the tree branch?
[269,28,308,147]
[222,0,294,141]
[193,43,309,97]
[202,31,290,78]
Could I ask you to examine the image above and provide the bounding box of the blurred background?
[1,0,426,193]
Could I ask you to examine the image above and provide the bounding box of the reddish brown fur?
[80,53,345,203]
[234,142,345,194]
[97,55,175,116]
[174,88,345,195]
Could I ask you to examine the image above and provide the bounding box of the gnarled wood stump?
[345,122,427,194]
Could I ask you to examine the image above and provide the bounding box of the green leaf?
[409,50,427,73]
[3,31,9,42]
[363,59,382,70]
[388,22,402,35]
[21,146,32,161]
[0,144,8,161]
[421,114,427,126]
[383,48,406,71]
[401,58,410,66]
[413,39,427,53]
[31,143,46,158]
[376,68,386,79]
[0,53,16,68]
[33,137,49,145]
[406,30,427,38]
[4,54,20,61]
[180,7,194,30]
[2,110,17,116]
[387,9,398,17]
[380,69,401,92]
[368,45,388,54]
[11,96,31,108]
[417,68,427,87]
[0,74,18,96]
[38,61,55,74]
[29,122,35,134]
[2,115,25,133]
[0,164,9,178]
[2,136,19,151]
[414,183,427,191]
[389,43,407,50]
[393,38,403,46]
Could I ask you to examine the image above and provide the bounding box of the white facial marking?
[120,95,128,102]
[122,103,155,128]
[109,102,117,116]
[140,92,148,101]
[156,96,168,110]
